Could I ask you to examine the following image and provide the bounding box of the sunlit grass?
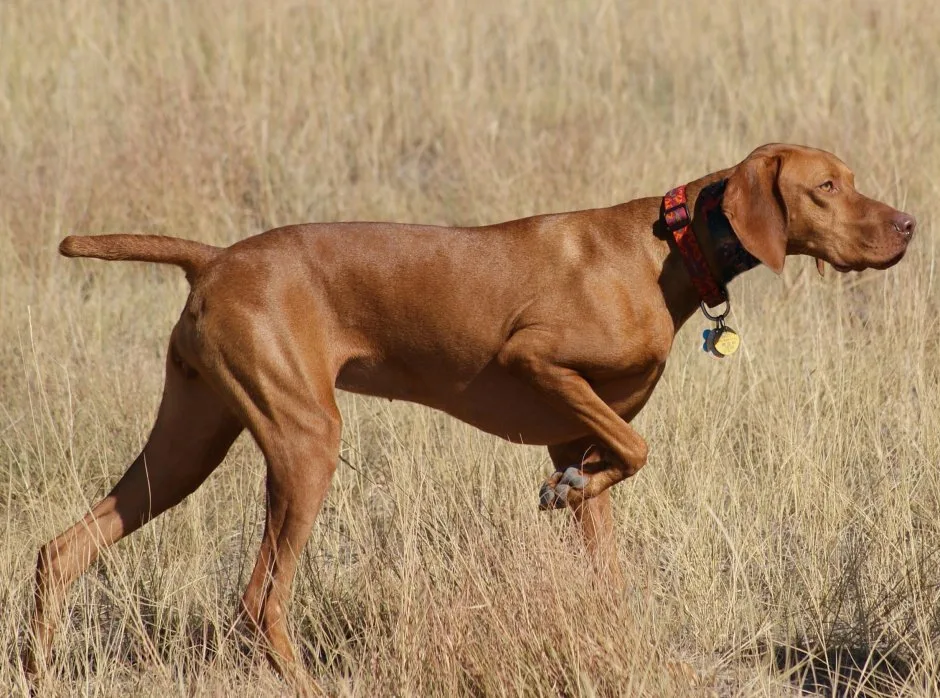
[2,1,939,695]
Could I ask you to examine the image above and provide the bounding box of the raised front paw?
[538,466,590,511]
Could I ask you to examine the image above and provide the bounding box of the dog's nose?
[892,212,916,240]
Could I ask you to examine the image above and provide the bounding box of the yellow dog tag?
[700,300,740,358]
[712,326,740,356]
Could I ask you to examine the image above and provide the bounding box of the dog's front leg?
[548,440,625,582]
[497,333,649,512]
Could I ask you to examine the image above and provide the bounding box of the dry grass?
[2,0,940,695]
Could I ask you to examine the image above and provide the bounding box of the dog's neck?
[655,171,761,329]
[692,179,760,288]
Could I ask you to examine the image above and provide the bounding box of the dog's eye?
[818,180,835,192]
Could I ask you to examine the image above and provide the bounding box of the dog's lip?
[868,247,908,270]
[824,247,908,273]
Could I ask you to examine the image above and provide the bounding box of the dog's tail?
[59,234,221,282]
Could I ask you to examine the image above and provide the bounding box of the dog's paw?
[538,466,589,510]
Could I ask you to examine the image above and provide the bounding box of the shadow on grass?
[768,641,911,697]
[759,513,940,696]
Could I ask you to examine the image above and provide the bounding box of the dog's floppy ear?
[721,153,788,274]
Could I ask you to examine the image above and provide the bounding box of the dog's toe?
[559,466,589,489]
[539,482,554,509]
[538,481,566,510]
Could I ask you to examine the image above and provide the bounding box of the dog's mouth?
[816,256,856,275]
[821,247,907,274]
[868,247,908,271]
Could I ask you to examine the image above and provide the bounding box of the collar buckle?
[662,188,691,233]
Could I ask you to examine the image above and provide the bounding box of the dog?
[25,143,915,680]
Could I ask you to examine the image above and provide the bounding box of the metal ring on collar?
[701,298,730,321]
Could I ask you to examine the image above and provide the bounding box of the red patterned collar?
[662,180,758,309]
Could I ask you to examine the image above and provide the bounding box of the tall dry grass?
[2,0,940,695]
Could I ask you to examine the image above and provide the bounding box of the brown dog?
[26,143,914,678]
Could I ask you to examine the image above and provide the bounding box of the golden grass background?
[2,1,940,695]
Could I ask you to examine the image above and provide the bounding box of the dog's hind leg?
[200,316,341,685]
[242,398,340,679]
[236,394,340,661]
[25,343,243,677]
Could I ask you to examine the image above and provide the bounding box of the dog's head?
[721,143,915,274]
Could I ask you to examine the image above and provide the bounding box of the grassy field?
[2,1,940,695]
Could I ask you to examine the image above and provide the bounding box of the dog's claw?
[538,466,589,511]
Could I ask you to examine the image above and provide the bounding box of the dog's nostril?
[893,212,916,239]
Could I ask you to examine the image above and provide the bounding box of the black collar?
[697,179,760,286]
